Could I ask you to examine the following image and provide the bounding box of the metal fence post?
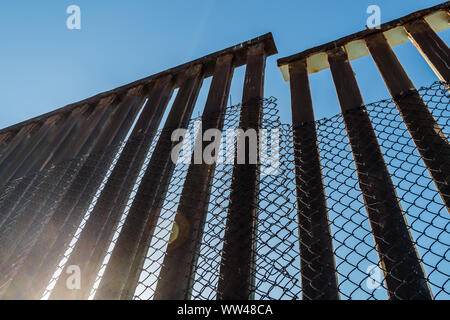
[1,90,144,299]
[0,102,110,231]
[288,59,339,300]
[10,105,91,182]
[95,65,203,300]
[404,18,450,83]
[155,54,234,300]
[0,124,38,172]
[49,76,175,300]
[217,43,266,300]
[366,32,450,213]
[0,115,61,188]
[0,98,115,297]
[328,46,432,300]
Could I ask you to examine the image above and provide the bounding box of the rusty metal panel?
[0,100,115,297]
[10,105,90,181]
[217,44,266,300]
[0,132,14,156]
[0,124,38,173]
[0,95,120,299]
[405,18,450,83]
[288,59,339,300]
[49,76,175,300]
[1,88,147,300]
[155,54,234,300]
[0,101,111,232]
[0,115,61,188]
[95,66,203,300]
[366,32,450,213]
[328,47,432,300]
[0,107,91,248]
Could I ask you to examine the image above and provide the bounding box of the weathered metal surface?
[0,115,61,188]
[0,101,110,231]
[10,105,90,181]
[2,88,147,300]
[0,132,13,156]
[328,47,432,300]
[288,59,339,300]
[0,124,38,172]
[366,32,450,213]
[0,98,114,297]
[95,65,204,300]
[217,43,266,300]
[0,94,125,299]
[49,76,175,300]
[155,54,234,300]
[405,18,450,83]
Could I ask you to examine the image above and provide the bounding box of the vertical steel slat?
[0,114,71,230]
[288,59,339,300]
[0,132,13,157]
[0,115,61,188]
[95,65,203,300]
[0,132,12,146]
[366,33,450,213]
[11,105,91,181]
[328,46,432,300]
[404,18,450,83]
[120,67,204,301]
[0,102,109,231]
[217,44,266,300]
[155,54,234,300]
[0,124,42,228]
[0,123,37,170]
[0,101,109,296]
[49,76,175,300]
[3,87,147,300]
[0,95,119,299]
[0,107,91,237]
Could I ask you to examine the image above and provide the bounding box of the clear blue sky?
[0,0,448,127]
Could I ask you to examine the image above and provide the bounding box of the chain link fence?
[0,82,448,300]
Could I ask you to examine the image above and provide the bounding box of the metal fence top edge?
[277,2,450,80]
[0,32,278,136]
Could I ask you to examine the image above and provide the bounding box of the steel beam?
[49,76,175,300]
[0,124,37,171]
[288,59,339,300]
[0,132,13,156]
[0,95,119,298]
[328,46,432,300]
[2,87,147,300]
[405,18,450,83]
[366,32,450,213]
[0,102,109,231]
[0,115,61,187]
[95,65,203,300]
[155,54,234,300]
[11,105,90,181]
[217,44,266,300]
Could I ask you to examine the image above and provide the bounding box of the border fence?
[0,3,448,300]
